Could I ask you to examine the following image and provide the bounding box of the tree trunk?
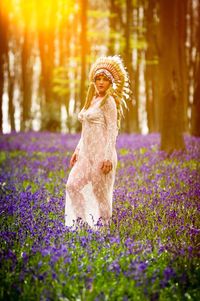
[178,0,188,133]
[145,0,159,133]
[0,48,4,134]
[191,2,200,136]
[37,0,56,131]
[21,25,32,131]
[159,0,186,152]
[59,9,71,132]
[7,62,15,131]
[0,2,8,133]
[72,14,79,114]
[124,0,139,133]
[80,0,88,108]
[187,0,194,132]
[108,0,118,55]
[191,67,200,136]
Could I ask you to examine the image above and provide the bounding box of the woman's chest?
[78,105,104,123]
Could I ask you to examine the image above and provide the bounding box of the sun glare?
[2,0,78,32]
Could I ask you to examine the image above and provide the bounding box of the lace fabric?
[65,96,118,228]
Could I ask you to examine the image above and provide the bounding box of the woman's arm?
[70,134,83,167]
[74,135,82,155]
[103,96,118,160]
[100,96,118,174]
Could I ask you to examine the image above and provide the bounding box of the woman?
[65,55,130,229]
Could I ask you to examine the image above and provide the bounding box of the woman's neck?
[95,93,106,98]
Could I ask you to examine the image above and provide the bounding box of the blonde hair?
[83,55,130,130]
[83,82,122,130]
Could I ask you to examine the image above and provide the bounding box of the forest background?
[0,2,200,299]
[0,0,200,153]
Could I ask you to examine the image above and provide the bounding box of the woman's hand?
[70,152,78,167]
[101,160,113,174]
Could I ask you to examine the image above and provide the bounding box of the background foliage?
[0,0,200,149]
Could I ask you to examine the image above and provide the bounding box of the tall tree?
[21,2,33,131]
[178,0,188,133]
[80,0,88,108]
[56,1,72,132]
[191,1,200,136]
[36,0,57,130]
[158,0,186,152]
[72,12,80,114]
[134,2,144,133]
[144,0,159,132]
[0,2,9,133]
[7,56,15,131]
[124,0,139,133]
[108,0,118,55]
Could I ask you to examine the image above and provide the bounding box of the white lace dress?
[65,95,118,228]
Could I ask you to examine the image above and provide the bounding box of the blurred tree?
[7,57,15,132]
[0,2,8,133]
[108,0,140,132]
[80,0,88,108]
[135,1,145,133]
[108,0,120,55]
[158,0,186,152]
[21,1,34,131]
[36,0,57,131]
[57,1,73,132]
[7,17,16,132]
[53,67,70,130]
[179,0,188,133]
[144,0,159,132]
[1,0,199,135]
[191,0,200,136]
[124,0,139,133]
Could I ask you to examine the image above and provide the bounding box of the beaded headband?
[94,69,114,83]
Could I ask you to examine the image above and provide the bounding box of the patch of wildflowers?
[0,132,199,300]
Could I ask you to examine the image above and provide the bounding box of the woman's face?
[95,75,111,96]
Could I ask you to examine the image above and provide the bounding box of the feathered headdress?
[84,55,131,128]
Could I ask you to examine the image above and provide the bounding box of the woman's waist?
[79,141,117,157]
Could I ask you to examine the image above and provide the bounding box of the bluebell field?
[0,132,199,301]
